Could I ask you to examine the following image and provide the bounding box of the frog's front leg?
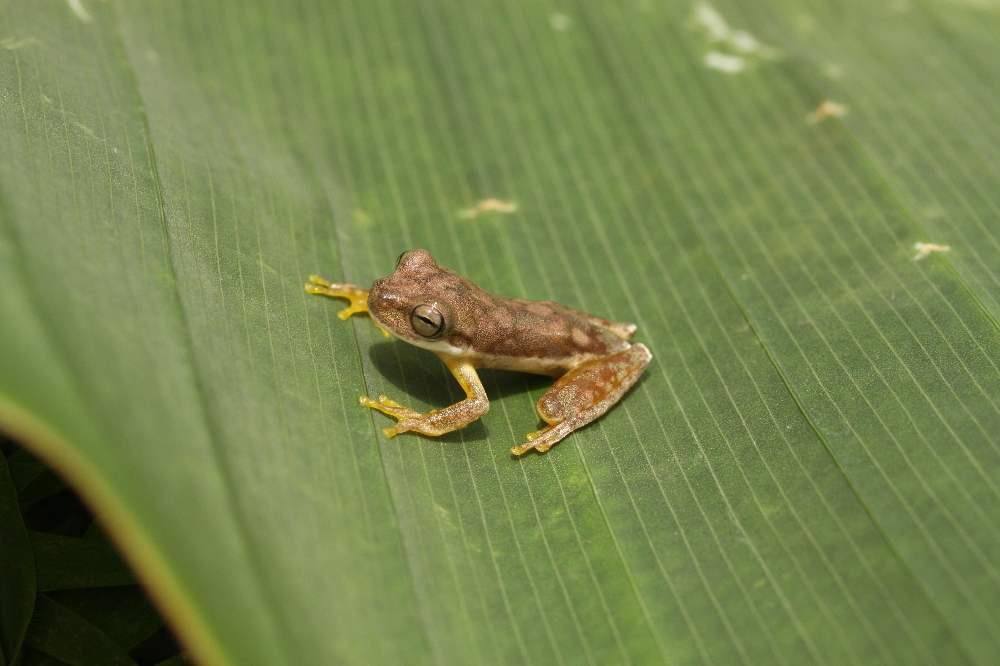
[305,275,390,337]
[512,344,652,455]
[305,275,369,318]
[361,356,489,438]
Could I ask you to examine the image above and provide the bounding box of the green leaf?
[6,448,52,495]
[44,586,164,651]
[23,594,137,666]
[0,452,35,666]
[1,0,998,664]
[30,532,137,591]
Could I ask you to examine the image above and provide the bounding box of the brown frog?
[305,250,651,454]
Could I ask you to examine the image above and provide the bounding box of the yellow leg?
[304,275,390,337]
[360,355,489,438]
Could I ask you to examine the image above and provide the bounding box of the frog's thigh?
[518,344,651,454]
[538,344,651,424]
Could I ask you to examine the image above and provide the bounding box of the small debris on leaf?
[913,242,950,260]
[459,199,518,218]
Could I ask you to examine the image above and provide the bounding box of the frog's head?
[367,249,468,353]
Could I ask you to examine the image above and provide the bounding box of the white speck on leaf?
[806,100,848,124]
[705,51,745,73]
[67,0,93,23]
[729,30,759,53]
[913,242,951,260]
[549,13,571,31]
[459,198,518,218]
[694,3,730,41]
[692,2,779,72]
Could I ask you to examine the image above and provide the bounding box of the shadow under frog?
[367,338,552,444]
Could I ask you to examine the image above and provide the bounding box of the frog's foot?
[305,276,369,319]
[359,395,423,437]
[360,395,456,438]
[359,361,489,439]
[511,344,652,455]
[511,423,575,455]
[305,276,390,337]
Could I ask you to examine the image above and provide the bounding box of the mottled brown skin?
[306,249,652,454]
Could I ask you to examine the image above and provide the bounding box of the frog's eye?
[411,304,445,338]
[395,251,409,268]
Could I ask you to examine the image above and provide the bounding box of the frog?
[305,249,652,455]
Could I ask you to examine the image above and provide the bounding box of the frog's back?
[457,295,634,377]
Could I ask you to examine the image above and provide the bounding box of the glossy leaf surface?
[1,1,997,664]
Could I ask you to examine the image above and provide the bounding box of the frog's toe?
[359,395,417,418]
[382,426,398,438]
[336,306,362,320]
[380,395,413,409]
[511,432,546,455]
[510,440,554,455]
[513,422,574,454]
[307,274,332,287]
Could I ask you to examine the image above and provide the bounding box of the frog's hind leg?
[512,343,652,455]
